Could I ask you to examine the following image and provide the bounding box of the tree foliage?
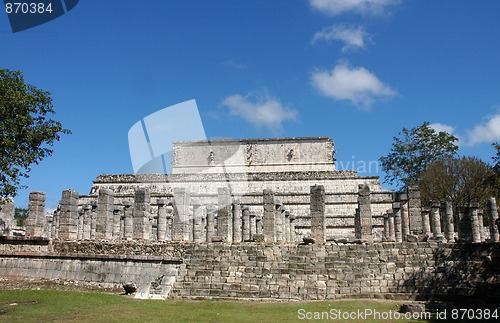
[379,122,459,189]
[419,156,493,206]
[0,69,70,198]
[488,142,500,198]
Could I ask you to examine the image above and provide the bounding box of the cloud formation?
[466,114,500,146]
[221,92,298,131]
[309,0,401,16]
[310,62,397,108]
[429,123,456,135]
[312,24,370,52]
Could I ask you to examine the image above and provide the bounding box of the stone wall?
[0,240,498,303]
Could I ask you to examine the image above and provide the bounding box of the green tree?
[419,156,493,206]
[14,207,28,226]
[0,68,70,198]
[488,142,500,198]
[379,121,458,189]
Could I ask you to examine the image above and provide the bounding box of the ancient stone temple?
[2,136,500,303]
[77,137,393,241]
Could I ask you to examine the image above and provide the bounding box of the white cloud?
[221,92,298,131]
[429,123,456,135]
[312,24,370,52]
[309,0,401,16]
[310,62,397,108]
[466,114,500,146]
[430,122,463,145]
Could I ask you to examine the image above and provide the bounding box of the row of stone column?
[380,197,500,243]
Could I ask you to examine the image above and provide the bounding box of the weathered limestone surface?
[400,195,410,241]
[0,198,15,237]
[96,189,114,240]
[355,184,372,242]
[25,191,46,237]
[262,189,276,243]
[173,188,190,241]
[1,239,500,303]
[487,197,499,242]
[407,186,422,235]
[443,202,455,242]
[430,201,442,238]
[310,185,326,243]
[58,190,79,240]
[133,188,151,240]
[217,188,232,242]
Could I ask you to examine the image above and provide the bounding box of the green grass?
[0,290,430,322]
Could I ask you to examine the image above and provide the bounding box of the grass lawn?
[0,290,430,322]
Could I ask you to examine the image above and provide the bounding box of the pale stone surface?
[487,197,499,242]
[310,185,326,244]
[443,202,455,242]
[430,201,442,238]
[217,188,232,242]
[0,198,15,237]
[407,186,422,235]
[355,184,372,242]
[25,191,46,237]
[96,189,114,240]
[263,189,276,243]
[59,190,79,240]
[133,188,151,240]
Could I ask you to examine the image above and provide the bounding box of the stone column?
[82,205,92,240]
[430,201,443,238]
[90,201,97,240]
[217,187,232,242]
[383,213,390,241]
[192,199,203,243]
[249,212,257,240]
[123,200,133,240]
[113,206,123,239]
[173,188,190,241]
[157,199,167,241]
[53,208,60,239]
[58,190,79,240]
[232,203,242,243]
[400,194,410,241]
[457,206,471,242]
[487,197,499,242]
[0,198,15,237]
[470,203,481,243]
[133,188,151,240]
[392,202,402,242]
[166,203,174,241]
[256,214,263,235]
[421,207,431,235]
[355,184,372,242]
[310,185,326,243]
[388,211,395,242]
[284,211,291,242]
[478,208,485,242]
[206,204,216,242]
[275,199,284,243]
[25,191,46,237]
[289,213,296,242]
[443,202,455,242]
[95,189,114,240]
[77,208,84,240]
[263,189,276,243]
[407,186,422,235]
[242,207,250,241]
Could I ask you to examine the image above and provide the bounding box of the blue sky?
[2,0,500,210]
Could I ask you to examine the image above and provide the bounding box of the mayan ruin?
[1,137,499,305]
